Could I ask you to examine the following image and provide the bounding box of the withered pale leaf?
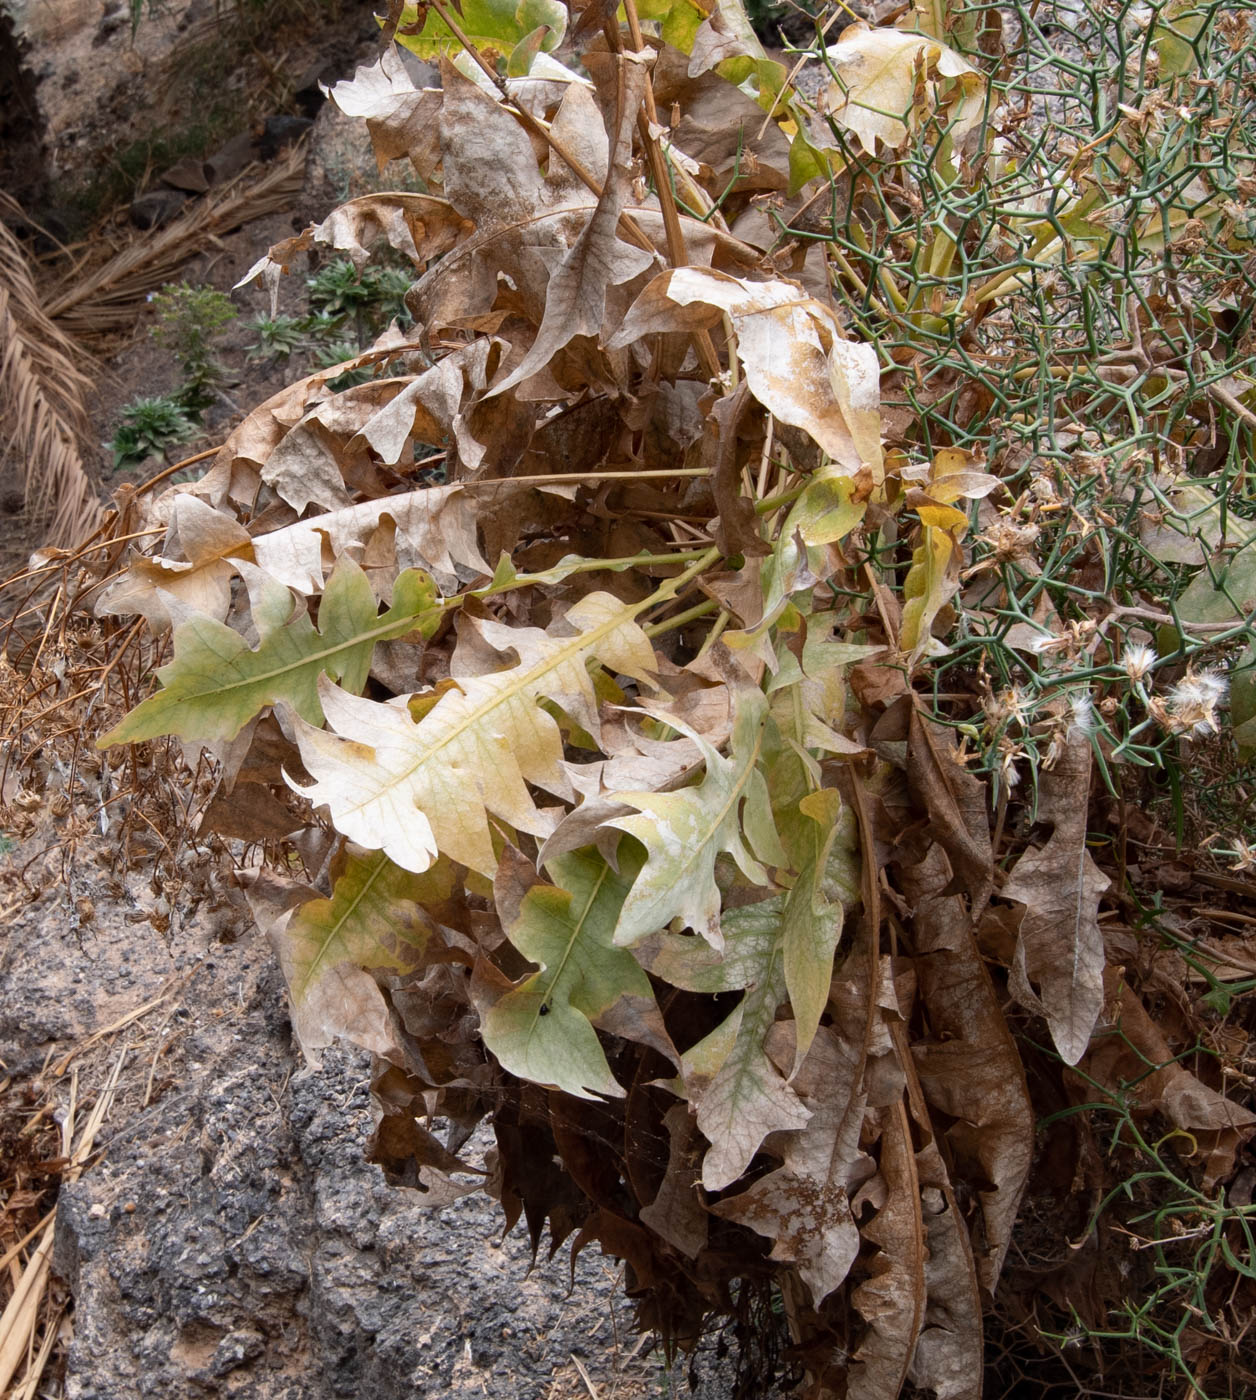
[711,1021,868,1303]
[609,267,882,476]
[96,491,252,628]
[820,23,985,155]
[261,381,411,514]
[290,592,659,877]
[327,49,445,175]
[1002,736,1109,1065]
[490,56,657,397]
[248,478,543,595]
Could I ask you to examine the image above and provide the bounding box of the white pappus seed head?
[1121,643,1157,683]
[1068,689,1095,735]
[1166,669,1228,737]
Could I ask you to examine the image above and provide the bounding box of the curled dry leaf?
[1002,735,1109,1065]
[1084,976,1256,1185]
[819,22,986,156]
[610,267,882,476]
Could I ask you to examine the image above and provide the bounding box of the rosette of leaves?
[93,2,1256,1395]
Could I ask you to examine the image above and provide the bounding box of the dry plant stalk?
[0,217,100,547]
[44,144,306,340]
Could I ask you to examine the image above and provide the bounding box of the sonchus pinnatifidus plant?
[89,0,1256,1394]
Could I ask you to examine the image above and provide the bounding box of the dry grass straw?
[0,210,101,549]
[45,143,308,341]
[0,1009,164,1398]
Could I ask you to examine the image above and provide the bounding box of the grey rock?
[0,845,730,1400]
[130,188,188,229]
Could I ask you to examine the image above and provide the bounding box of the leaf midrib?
[171,603,432,709]
[526,859,613,1040]
[340,601,640,821]
[293,849,390,998]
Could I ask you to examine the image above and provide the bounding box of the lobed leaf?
[642,896,811,1190]
[609,687,785,950]
[290,592,660,877]
[99,558,442,747]
[481,846,671,1100]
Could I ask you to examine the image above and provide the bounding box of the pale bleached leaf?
[326,48,445,175]
[609,267,882,476]
[290,592,659,877]
[820,23,985,155]
[610,688,785,950]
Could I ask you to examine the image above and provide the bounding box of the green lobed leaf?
[482,846,666,1100]
[609,688,786,950]
[279,845,451,1006]
[393,0,566,60]
[650,897,811,1190]
[100,559,443,747]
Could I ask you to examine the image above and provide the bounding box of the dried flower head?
[1121,643,1157,683]
[1227,838,1256,873]
[996,735,1024,788]
[1156,669,1229,737]
[985,686,1032,731]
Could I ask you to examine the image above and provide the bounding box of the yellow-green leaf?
[899,523,960,664]
[482,846,668,1100]
[282,846,449,1003]
[100,559,442,747]
[394,0,566,60]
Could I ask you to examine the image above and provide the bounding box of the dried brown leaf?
[1002,736,1109,1064]
[901,844,1033,1295]
[639,1102,709,1259]
[710,1020,869,1304]
[489,55,657,397]
[1085,977,1256,1185]
[848,1101,926,1400]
